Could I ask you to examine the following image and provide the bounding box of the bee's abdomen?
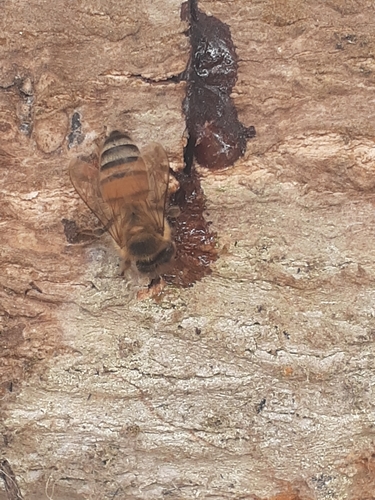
[99,131,149,202]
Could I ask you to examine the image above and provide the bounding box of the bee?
[69,130,176,275]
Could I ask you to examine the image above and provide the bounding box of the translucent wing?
[141,142,170,234]
[69,157,125,247]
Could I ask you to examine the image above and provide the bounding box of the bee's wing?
[141,142,170,234]
[69,157,125,247]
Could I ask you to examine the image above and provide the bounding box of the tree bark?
[1,0,375,499]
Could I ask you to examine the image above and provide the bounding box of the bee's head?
[127,223,175,274]
[128,234,163,259]
[135,241,176,274]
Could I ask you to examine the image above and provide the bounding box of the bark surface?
[1,1,375,499]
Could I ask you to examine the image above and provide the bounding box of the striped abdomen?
[99,131,149,203]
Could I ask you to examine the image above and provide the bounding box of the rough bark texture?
[1,0,375,499]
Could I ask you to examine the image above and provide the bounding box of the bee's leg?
[118,247,131,276]
[120,259,131,276]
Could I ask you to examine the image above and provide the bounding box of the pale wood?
[1,1,375,499]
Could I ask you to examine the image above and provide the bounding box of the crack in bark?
[0,460,24,500]
[130,73,184,85]
[100,72,184,84]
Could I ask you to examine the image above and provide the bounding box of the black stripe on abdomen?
[104,130,132,144]
[102,168,145,181]
[101,144,139,164]
[100,156,139,171]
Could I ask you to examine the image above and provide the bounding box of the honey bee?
[69,130,176,275]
